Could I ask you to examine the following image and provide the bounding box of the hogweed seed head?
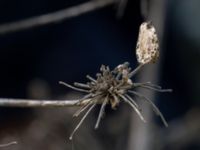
[136,22,159,64]
[60,62,172,140]
[60,22,171,140]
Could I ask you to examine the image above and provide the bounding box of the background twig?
[0,98,90,107]
[0,141,17,148]
[0,0,116,34]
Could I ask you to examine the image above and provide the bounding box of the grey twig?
[0,98,91,107]
[0,141,17,148]
[0,0,116,34]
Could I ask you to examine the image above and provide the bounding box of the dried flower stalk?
[61,62,172,140]
[59,22,171,140]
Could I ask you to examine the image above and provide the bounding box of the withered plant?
[60,22,172,140]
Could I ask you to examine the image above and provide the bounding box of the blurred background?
[0,0,199,150]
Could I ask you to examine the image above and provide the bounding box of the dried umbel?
[136,22,159,64]
[60,62,172,140]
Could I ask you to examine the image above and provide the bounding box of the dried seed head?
[136,22,159,64]
[60,62,172,140]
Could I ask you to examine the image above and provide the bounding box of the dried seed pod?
[136,22,159,64]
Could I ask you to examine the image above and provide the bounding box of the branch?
[116,0,128,18]
[0,0,116,34]
[0,98,91,107]
[0,141,17,148]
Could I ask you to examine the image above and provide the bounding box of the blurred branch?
[116,0,128,18]
[128,1,167,150]
[0,141,17,148]
[0,0,116,34]
[0,98,90,107]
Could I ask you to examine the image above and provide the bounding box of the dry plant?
[60,22,172,140]
[0,22,172,142]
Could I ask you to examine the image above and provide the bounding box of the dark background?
[0,0,199,150]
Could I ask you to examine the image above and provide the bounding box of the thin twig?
[119,94,146,122]
[0,0,116,34]
[124,94,139,109]
[128,90,168,127]
[73,101,92,117]
[69,104,96,140]
[74,82,90,89]
[140,85,172,92]
[128,64,144,78]
[95,96,108,129]
[134,82,162,89]
[59,81,90,93]
[0,98,91,107]
[0,141,17,148]
[86,75,97,83]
